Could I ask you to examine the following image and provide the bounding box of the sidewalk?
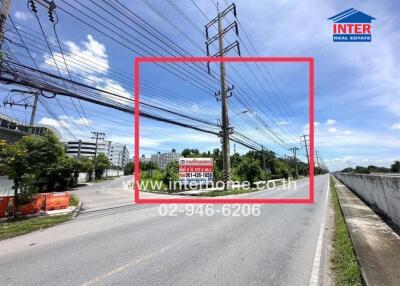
[332,176,400,285]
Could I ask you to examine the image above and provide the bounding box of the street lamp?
[231,110,248,119]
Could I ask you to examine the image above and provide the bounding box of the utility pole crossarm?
[204,3,240,190]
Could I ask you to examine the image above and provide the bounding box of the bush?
[16,173,39,204]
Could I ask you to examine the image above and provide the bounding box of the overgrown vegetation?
[135,147,324,192]
[341,160,400,174]
[69,194,80,207]
[330,176,362,286]
[0,214,72,240]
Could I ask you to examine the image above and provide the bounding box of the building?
[65,140,108,159]
[108,143,130,168]
[65,140,130,168]
[0,113,61,143]
[150,149,181,169]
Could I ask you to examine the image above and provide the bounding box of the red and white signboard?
[179,158,213,184]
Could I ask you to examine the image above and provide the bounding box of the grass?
[330,176,362,286]
[0,214,72,240]
[69,194,80,207]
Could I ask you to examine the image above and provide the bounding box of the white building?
[108,143,130,168]
[151,150,181,169]
[65,140,108,159]
[65,140,130,168]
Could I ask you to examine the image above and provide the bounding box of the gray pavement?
[0,174,330,286]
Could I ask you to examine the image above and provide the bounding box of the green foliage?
[94,153,111,180]
[124,160,134,175]
[236,156,262,184]
[0,214,72,240]
[140,160,159,171]
[0,133,95,202]
[330,177,362,285]
[181,148,200,157]
[17,173,39,204]
[162,161,179,189]
[391,161,400,172]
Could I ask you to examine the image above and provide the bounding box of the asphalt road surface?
[0,174,330,286]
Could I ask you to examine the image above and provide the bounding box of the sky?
[1,0,399,171]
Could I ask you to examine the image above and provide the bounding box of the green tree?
[162,161,179,191]
[94,153,111,180]
[0,133,81,204]
[236,156,262,184]
[124,160,134,175]
[181,148,200,158]
[391,161,400,173]
[354,166,369,174]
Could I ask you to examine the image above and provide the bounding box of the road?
[0,174,330,286]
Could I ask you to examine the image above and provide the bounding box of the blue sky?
[2,0,399,171]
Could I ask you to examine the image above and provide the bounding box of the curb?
[71,201,82,219]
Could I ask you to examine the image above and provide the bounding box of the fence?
[334,173,400,226]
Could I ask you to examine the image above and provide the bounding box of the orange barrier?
[45,192,70,211]
[0,196,12,218]
[17,195,43,215]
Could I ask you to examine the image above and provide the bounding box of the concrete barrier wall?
[0,176,14,197]
[334,173,400,226]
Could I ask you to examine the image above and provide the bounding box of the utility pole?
[91,131,105,180]
[205,3,240,190]
[301,135,310,172]
[262,145,267,179]
[0,0,11,52]
[289,147,299,178]
[315,151,321,175]
[4,89,40,134]
[77,139,82,159]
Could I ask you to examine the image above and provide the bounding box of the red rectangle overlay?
[134,56,314,204]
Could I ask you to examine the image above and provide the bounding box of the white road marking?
[80,246,169,286]
[309,178,330,286]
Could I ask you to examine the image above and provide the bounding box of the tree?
[182,148,200,158]
[94,153,111,180]
[162,161,179,191]
[124,160,134,175]
[0,133,81,205]
[354,166,370,174]
[341,167,354,173]
[391,161,400,173]
[236,156,262,184]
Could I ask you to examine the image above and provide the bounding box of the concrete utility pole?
[77,139,82,159]
[262,145,267,178]
[0,0,11,53]
[301,135,310,172]
[315,151,320,168]
[91,131,105,179]
[4,90,40,134]
[205,3,240,190]
[289,147,299,178]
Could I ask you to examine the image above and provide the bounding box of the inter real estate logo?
[328,8,376,42]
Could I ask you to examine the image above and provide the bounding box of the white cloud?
[58,115,92,127]
[390,123,400,130]
[44,34,109,76]
[14,11,31,20]
[343,130,352,135]
[38,117,70,129]
[325,119,336,125]
[277,120,288,125]
[328,127,336,133]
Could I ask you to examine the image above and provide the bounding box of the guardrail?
[334,173,400,226]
